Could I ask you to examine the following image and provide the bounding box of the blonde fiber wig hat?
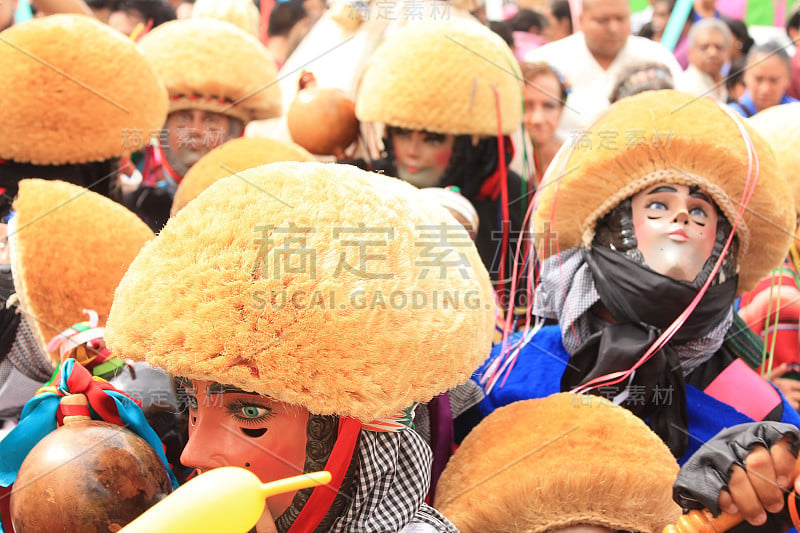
[533,90,794,293]
[9,180,154,362]
[750,103,800,252]
[138,19,281,124]
[750,103,800,213]
[0,15,168,166]
[171,137,315,216]
[434,394,681,533]
[106,162,496,421]
[355,19,522,136]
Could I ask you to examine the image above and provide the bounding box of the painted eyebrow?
[647,185,678,195]
[206,383,259,396]
[689,191,713,204]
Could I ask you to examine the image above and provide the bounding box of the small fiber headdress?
[9,180,154,362]
[355,19,522,136]
[138,19,281,124]
[171,137,315,216]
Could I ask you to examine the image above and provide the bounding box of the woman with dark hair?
[730,41,799,117]
[546,0,571,41]
[519,61,567,178]
[723,15,755,61]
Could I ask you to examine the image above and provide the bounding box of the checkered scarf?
[0,314,54,418]
[533,248,733,376]
[329,429,457,532]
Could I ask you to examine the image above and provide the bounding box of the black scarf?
[561,246,738,458]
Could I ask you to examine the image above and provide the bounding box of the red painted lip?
[669,228,689,241]
[405,165,420,173]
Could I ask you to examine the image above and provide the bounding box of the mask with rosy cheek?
[180,381,310,521]
[629,184,719,282]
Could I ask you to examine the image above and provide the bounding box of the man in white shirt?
[524,0,683,140]
[677,18,731,102]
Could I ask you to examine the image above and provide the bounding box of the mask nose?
[180,410,222,472]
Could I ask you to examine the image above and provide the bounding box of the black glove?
[674,422,800,515]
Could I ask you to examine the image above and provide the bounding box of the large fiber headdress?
[0,15,168,166]
[137,19,281,124]
[9,180,154,362]
[170,137,315,216]
[434,394,681,533]
[750,103,800,216]
[533,90,794,293]
[106,162,496,420]
[355,19,522,136]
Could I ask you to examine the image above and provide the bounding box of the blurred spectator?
[193,0,259,36]
[267,0,311,68]
[725,56,746,103]
[2,0,94,29]
[488,20,514,47]
[723,16,754,62]
[85,0,115,22]
[509,8,549,59]
[544,0,571,42]
[175,0,193,18]
[510,8,549,34]
[109,0,176,35]
[609,61,674,103]
[524,0,682,139]
[520,61,567,176]
[631,0,654,35]
[730,41,798,117]
[646,0,694,69]
[677,18,731,102]
[302,0,325,21]
[786,4,800,100]
[693,0,720,21]
[0,0,17,30]
[645,0,678,42]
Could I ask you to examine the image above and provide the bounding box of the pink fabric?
[716,0,746,21]
[502,3,518,20]
[673,34,690,70]
[788,52,800,100]
[513,31,548,61]
[704,358,782,421]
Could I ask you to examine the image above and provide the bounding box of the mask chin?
[639,239,709,283]
[396,167,443,188]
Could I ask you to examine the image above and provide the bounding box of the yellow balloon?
[119,467,332,533]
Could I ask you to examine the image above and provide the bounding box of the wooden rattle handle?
[662,509,745,533]
[60,393,91,425]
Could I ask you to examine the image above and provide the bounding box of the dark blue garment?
[475,326,800,465]
[729,91,800,118]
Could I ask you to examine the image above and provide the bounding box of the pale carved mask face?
[630,183,718,282]
[180,380,309,523]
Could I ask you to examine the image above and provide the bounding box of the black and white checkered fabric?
[329,429,457,532]
[533,248,732,376]
[0,313,54,418]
